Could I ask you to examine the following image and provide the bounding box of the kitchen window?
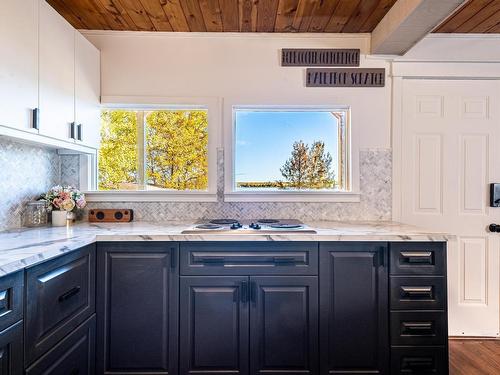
[225,106,356,202]
[98,108,208,191]
[84,97,220,202]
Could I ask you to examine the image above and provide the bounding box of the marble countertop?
[0,221,453,277]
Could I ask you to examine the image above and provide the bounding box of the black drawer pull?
[402,356,434,370]
[58,286,81,302]
[401,286,434,299]
[402,322,434,335]
[70,369,80,375]
[200,257,225,264]
[400,251,433,264]
[240,281,248,303]
[273,257,296,265]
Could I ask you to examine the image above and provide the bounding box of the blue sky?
[235,111,339,182]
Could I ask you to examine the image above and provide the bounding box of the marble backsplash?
[85,149,392,222]
[0,138,60,231]
[0,138,392,230]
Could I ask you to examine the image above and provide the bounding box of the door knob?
[489,224,500,233]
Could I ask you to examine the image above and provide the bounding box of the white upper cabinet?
[39,0,75,142]
[0,0,38,131]
[75,32,101,149]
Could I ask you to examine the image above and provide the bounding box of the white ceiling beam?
[371,0,467,55]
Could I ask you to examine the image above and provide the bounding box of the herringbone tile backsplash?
[0,138,392,231]
[0,139,60,231]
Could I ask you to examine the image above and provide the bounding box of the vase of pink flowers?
[41,186,87,226]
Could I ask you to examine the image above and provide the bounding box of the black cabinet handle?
[402,356,434,370]
[32,108,39,130]
[240,281,248,303]
[77,124,82,141]
[170,247,177,269]
[200,257,225,264]
[400,251,433,265]
[402,322,434,335]
[58,286,81,302]
[273,257,296,265]
[250,281,257,304]
[401,286,434,299]
[70,122,76,139]
[70,369,80,375]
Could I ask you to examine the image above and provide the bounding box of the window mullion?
[136,111,146,189]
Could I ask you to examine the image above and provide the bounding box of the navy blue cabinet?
[320,242,389,375]
[96,242,179,375]
[0,320,23,375]
[180,276,249,375]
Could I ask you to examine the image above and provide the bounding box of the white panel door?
[75,32,101,149]
[0,0,38,130]
[39,0,75,141]
[401,80,500,337]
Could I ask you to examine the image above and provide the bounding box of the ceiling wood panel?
[219,0,239,31]
[180,0,207,31]
[199,0,223,31]
[46,0,399,32]
[159,0,190,31]
[435,0,500,33]
[140,0,173,31]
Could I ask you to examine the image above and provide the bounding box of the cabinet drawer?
[391,277,445,310]
[0,270,23,332]
[391,312,446,346]
[390,243,445,276]
[26,315,95,375]
[0,320,23,375]
[180,242,318,275]
[25,245,95,364]
[391,346,447,375]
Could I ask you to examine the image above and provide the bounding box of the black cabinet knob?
[489,224,500,233]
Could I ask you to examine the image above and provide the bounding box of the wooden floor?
[450,339,500,375]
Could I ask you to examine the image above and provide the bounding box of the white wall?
[84,32,391,151]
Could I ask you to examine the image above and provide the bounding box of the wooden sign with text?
[306,68,385,87]
[282,49,360,67]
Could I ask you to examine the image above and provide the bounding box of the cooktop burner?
[183,219,316,234]
[195,224,223,230]
[209,219,239,225]
[268,223,303,229]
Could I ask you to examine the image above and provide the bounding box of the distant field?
[237,181,337,190]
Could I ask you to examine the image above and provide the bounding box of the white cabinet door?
[39,0,75,142]
[0,0,38,131]
[75,32,101,149]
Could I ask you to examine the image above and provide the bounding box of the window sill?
[84,191,218,202]
[224,191,361,203]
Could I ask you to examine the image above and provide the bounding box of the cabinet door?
[97,243,178,375]
[39,0,75,141]
[319,243,389,375]
[0,321,23,375]
[180,276,249,375]
[0,0,38,131]
[25,315,95,375]
[250,276,318,375]
[75,32,100,149]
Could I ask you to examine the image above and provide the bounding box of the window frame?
[83,96,220,202]
[224,105,360,203]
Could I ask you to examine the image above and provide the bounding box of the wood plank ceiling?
[436,0,500,33]
[46,0,399,32]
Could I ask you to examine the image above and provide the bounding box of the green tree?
[280,140,336,189]
[98,110,138,190]
[280,140,309,189]
[146,110,208,190]
[307,141,336,189]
